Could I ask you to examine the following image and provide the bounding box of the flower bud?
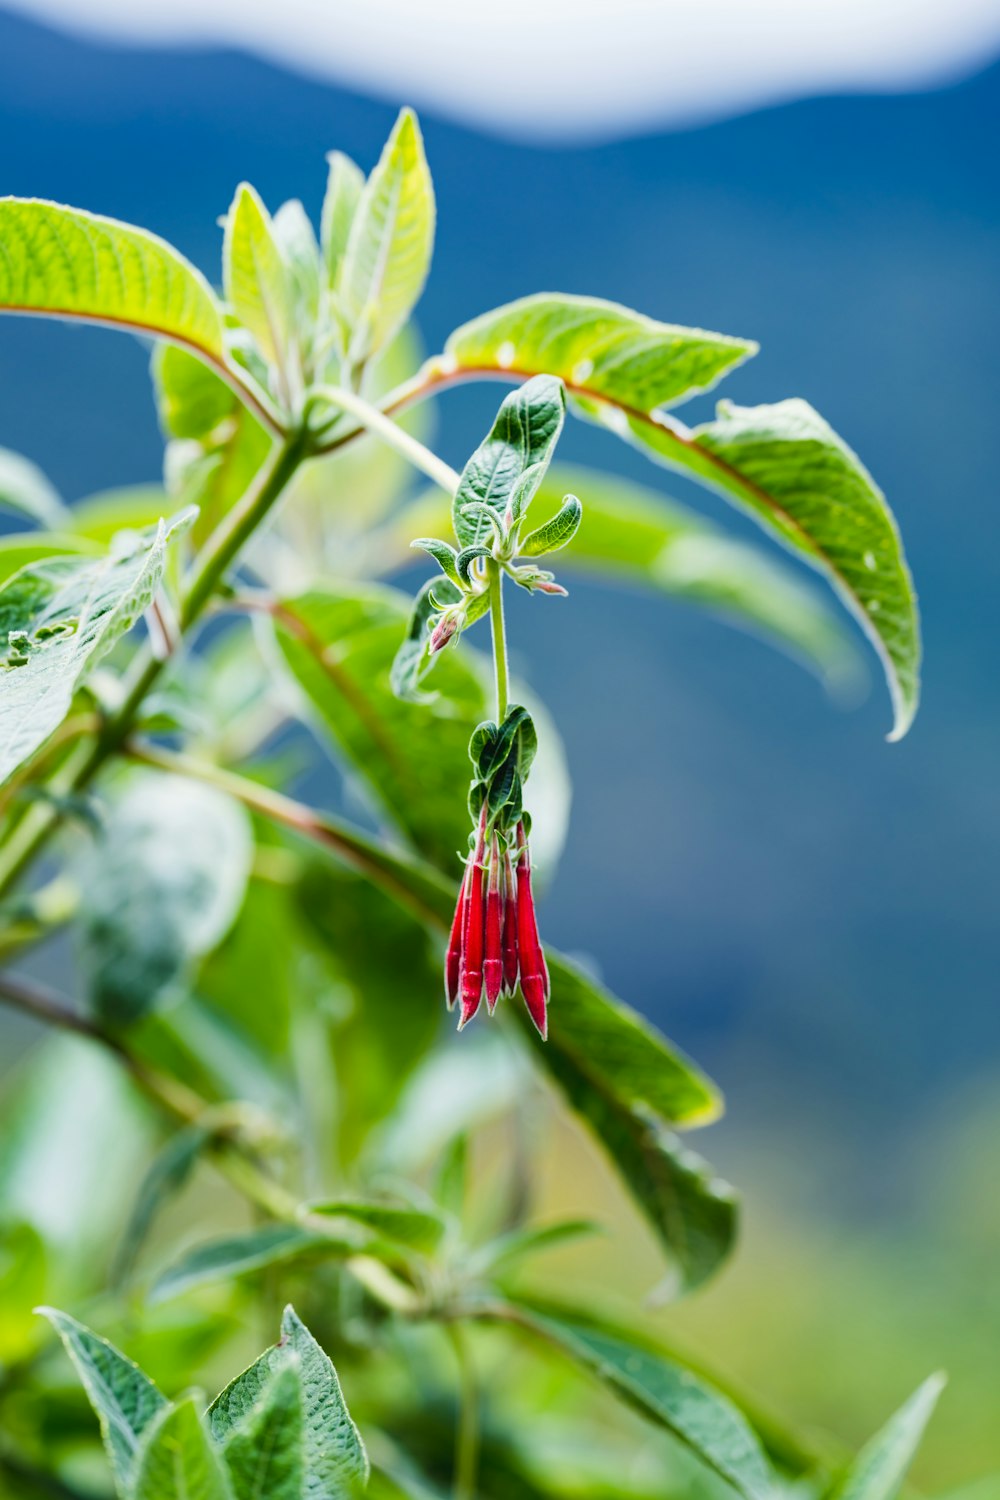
[515,822,549,1039]
[502,847,519,995]
[484,837,503,1012]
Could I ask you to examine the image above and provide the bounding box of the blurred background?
[0,0,998,1487]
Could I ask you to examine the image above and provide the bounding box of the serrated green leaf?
[218,1361,304,1500]
[281,1306,369,1499]
[321,152,365,289]
[224,184,292,374]
[308,1198,446,1254]
[445,293,755,412]
[149,1225,346,1305]
[521,1309,771,1500]
[340,108,435,363]
[78,770,254,1027]
[37,1306,167,1491]
[0,197,224,360]
[0,447,68,528]
[516,953,735,1293]
[834,1374,946,1500]
[0,510,190,785]
[601,396,919,739]
[271,582,489,867]
[132,1396,235,1500]
[452,376,565,550]
[519,494,581,557]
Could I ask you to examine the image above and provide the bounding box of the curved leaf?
[611,397,919,738]
[340,108,435,363]
[452,376,565,549]
[37,1307,167,1491]
[0,197,224,360]
[0,447,68,528]
[308,1198,446,1254]
[834,1375,946,1500]
[444,293,754,411]
[132,1396,234,1500]
[149,1225,346,1305]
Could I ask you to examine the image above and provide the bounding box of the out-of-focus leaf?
[0,509,192,785]
[0,447,68,528]
[517,1309,771,1500]
[218,1360,304,1500]
[112,1123,214,1289]
[78,770,253,1027]
[132,1395,234,1500]
[599,396,919,739]
[0,197,224,359]
[71,484,173,543]
[0,1222,47,1363]
[308,1198,446,1255]
[38,1306,167,1491]
[444,293,754,412]
[339,108,434,363]
[296,862,443,1153]
[270,581,488,868]
[224,183,292,374]
[210,1306,369,1498]
[0,532,100,586]
[470,1218,600,1276]
[833,1375,946,1500]
[321,151,365,289]
[149,1225,348,1305]
[451,376,565,550]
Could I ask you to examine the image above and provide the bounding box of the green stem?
[487,559,508,720]
[446,1324,481,1500]
[307,384,461,494]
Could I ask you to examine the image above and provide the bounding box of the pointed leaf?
[0,509,192,785]
[444,293,754,412]
[452,376,565,549]
[523,1309,771,1500]
[78,770,254,1027]
[834,1375,946,1500]
[0,447,68,529]
[132,1396,235,1500]
[219,1361,304,1500]
[112,1124,214,1288]
[149,1225,347,1305]
[308,1198,446,1254]
[409,537,461,587]
[273,199,322,330]
[321,152,365,289]
[600,397,919,739]
[0,197,224,359]
[279,1306,369,1498]
[224,184,292,372]
[37,1307,167,1491]
[519,494,582,557]
[340,108,434,362]
[472,1218,600,1275]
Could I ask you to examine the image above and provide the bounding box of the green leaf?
[518,953,735,1293]
[519,493,582,557]
[0,447,68,528]
[339,108,435,363]
[78,770,254,1027]
[389,576,462,704]
[132,1396,235,1500]
[603,397,919,739]
[278,1305,369,1498]
[451,376,565,550]
[834,1374,946,1500]
[0,509,192,785]
[112,1124,214,1288]
[0,197,224,360]
[270,582,489,867]
[308,1198,446,1255]
[224,184,292,373]
[273,199,322,332]
[543,463,858,686]
[218,1361,304,1500]
[522,1309,771,1500]
[444,293,755,412]
[321,151,365,289]
[37,1306,167,1491]
[155,344,237,441]
[409,537,461,587]
[0,532,100,587]
[149,1225,346,1305]
[471,1218,600,1276]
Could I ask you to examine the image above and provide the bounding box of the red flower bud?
[429,611,459,654]
[483,837,503,1012]
[515,823,549,1039]
[445,867,468,1010]
[502,847,519,995]
[458,819,487,1030]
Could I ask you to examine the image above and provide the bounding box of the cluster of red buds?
[445,809,549,1039]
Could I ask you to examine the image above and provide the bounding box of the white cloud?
[10,0,1000,141]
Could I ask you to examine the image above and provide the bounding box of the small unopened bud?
[484,837,503,1012]
[429,611,459,654]
[532,579,568,596]
[515,822,549,1039]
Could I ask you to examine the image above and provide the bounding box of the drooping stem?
[307,384,461,495]
[487,558,509,720]
[446,1323,481,1500]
